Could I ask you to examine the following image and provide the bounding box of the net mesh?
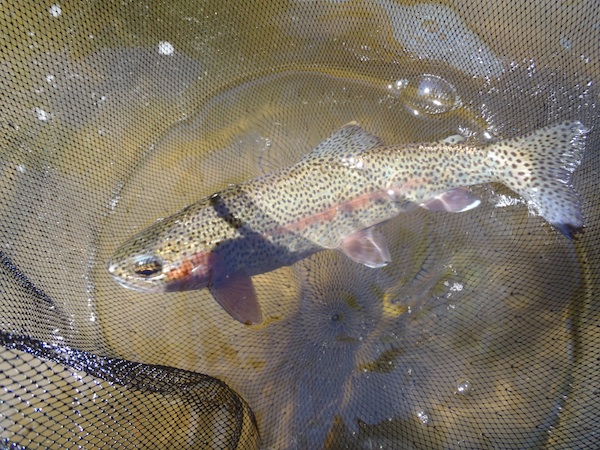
[0,0,598,448]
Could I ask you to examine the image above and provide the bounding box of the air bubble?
[559,36,572,51]
[416,409,430,425]
[49,4,62,18]
[158,41,175,55]
[392,74,458,116]
[456,378,473,395]
[35,108,49,121]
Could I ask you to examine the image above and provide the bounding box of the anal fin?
[420,187,481,213]
[339,227,391,268]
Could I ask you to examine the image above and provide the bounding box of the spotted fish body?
[108,121,588,324]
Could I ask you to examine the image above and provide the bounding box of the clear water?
[95,64,582,448]
[0,0,595,446]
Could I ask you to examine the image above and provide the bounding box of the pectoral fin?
[420,187,481,213]
[339,227,391,268]
[208,256,263,325]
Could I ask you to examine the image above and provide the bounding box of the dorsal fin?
[301,122,382,165]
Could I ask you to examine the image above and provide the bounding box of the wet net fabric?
[0,1,598,449]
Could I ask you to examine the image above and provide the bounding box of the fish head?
[107,217,213,292]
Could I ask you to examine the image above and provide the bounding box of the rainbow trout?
[108,121,587,324]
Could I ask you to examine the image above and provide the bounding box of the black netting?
[1,1,598,449]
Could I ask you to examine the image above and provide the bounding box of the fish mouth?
[106,260,133,289]
[106,259,118,275]
[106,259,128,282]
[110,274,138,290]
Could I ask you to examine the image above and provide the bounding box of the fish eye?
[133,256,163,278]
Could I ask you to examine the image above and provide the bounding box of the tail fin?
[493,121,588,238]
